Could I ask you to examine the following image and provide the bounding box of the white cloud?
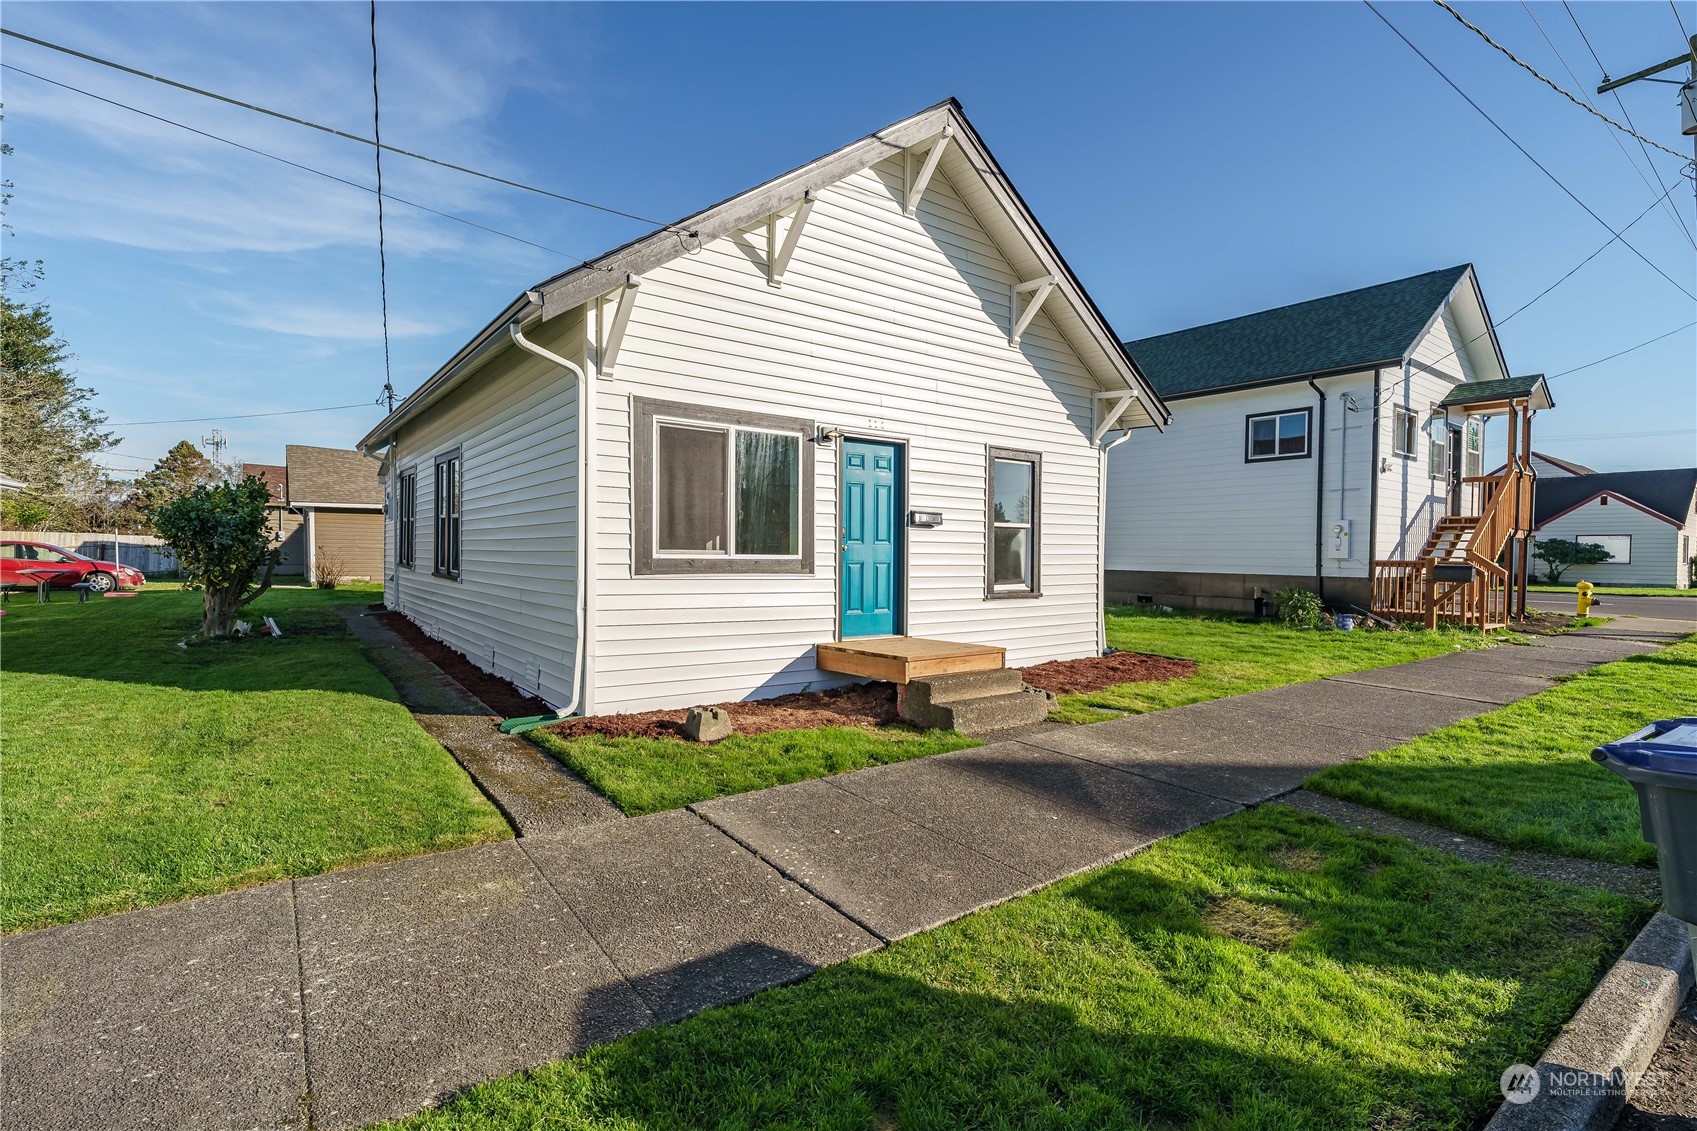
[209,295,437,342]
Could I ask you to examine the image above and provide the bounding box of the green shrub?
[1272,586,1324,629]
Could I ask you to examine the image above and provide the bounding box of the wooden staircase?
[1371,466,1530,630]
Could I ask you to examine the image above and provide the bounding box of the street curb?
[1485,911,1694,1131]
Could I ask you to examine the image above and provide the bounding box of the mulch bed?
[373,611,551,719]
[544,683,901,743]
[1508,610,1592,636]
[1018,651,1198,695]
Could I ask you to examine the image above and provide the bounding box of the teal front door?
[840,439,901,637]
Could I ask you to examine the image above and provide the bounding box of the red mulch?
[545,683,900,743]
[373,611,551,719]
[1019,651,1198,695]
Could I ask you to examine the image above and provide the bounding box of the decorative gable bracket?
[767,190,818,289]
[600,273,642,375]
[903,126,953,218]
[1093,389,1139,445]
[1009,275,1057,347]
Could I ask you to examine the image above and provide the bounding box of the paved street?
[4,618,1690,1131]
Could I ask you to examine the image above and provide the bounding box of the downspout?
[500,317,592,731]
[1307,377,1328,603]
[1097,424,1135,654]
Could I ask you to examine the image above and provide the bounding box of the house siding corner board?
[586,157,1106,714]
[381,311,583,706]
[1103,372,1375,597]
[1375,310,1473,560]
[1537,498,1685,587]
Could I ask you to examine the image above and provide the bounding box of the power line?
[1365,2,1695,302]
[1431,0,1690,160]
[1672,1,1694,49]
[109,403,375,427]
[1523,1,1697,250]
[369,1,395,415]
[0,27,689,234]
[2,64,595,263]
[1548,320,1696,377]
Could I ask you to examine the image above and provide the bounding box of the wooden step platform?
[816,637,1006,685]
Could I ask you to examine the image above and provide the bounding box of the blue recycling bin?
[1593,718,1697,923]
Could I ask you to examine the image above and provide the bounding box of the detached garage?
[1534,468,1697,588]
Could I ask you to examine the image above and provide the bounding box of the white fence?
[2,531,181,575]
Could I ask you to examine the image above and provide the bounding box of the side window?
[1391,406,1417,458]
[433,452,460,579]
[397,469,417,569]
[1463,418,1483,478]
[986,447,1041,598]
[1428,420,1449,478]
[1244,409,1311,462]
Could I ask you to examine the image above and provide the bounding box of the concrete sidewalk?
[4,621,1688,1131]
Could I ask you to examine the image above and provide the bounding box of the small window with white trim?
[1244,408,1311,462]
[1463,418,1483,477]
[634,397,813,575]
[1391,406,1418,458]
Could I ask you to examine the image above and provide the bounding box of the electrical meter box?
[1329,519,1351,560]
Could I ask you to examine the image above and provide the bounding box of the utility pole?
[1598,35,1697,204]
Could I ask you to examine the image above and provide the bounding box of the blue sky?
[5,1,1694,475]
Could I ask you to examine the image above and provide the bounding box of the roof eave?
[1157,358,1402,402]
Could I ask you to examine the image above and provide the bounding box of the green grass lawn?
[384,805,1647,1131]
[1308,640,1697,868]
[1050,607,1506,724]
[1529,584,1695,597]
[531,726,978,816]
[1,582,509,932]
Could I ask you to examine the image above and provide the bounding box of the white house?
[357,100,1168,719]
[1534,468,1697,588]
[1103,266,1544,619]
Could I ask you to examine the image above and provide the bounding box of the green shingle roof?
[1440,374,1546,407]
[1123,266,1471,398]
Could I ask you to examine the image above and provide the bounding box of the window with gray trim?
[633,397,814,575]
[397,468,417,569]
[433,451,460,578]
[1391,405,1418,458]
[1244,408,1311,462]
[986,446,1040,597]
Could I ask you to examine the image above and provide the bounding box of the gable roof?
[284,445,383,507]
[240,462,287,505]
[1534,468,1697,528]
[1440,374,1552,410]
[361,99,1168,452]
[1123,265,1478,399]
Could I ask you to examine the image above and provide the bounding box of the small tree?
[133,441,221,523]
[151,477,279,636]
[1534,537,1613,584]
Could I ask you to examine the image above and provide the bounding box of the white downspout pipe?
[1096,423,1135,655]
[509,318,591,719]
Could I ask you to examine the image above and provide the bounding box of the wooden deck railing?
[1372,463,1524,630]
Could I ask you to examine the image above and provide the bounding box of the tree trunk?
[203,584,240,637]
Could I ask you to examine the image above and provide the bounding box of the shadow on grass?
[394,807,1646,1131]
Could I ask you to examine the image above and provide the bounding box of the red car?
[0,540,147,594]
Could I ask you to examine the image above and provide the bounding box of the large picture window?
[433,451,460,579]
[1579,534,1630,564]
[396,468,417,569]
[634,397,813,575]
[986,446,1041,598]
[1244,408,1311,462]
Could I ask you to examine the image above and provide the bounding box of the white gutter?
[1096,424,1136,654]
[507,318,592,719]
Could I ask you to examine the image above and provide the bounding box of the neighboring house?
[358,100,1169,717]
[241,448,383,580]
[1104,265,1545,625]
[283,445,384,581]
[240,462,304,574]
[1534,468,1697,588]
[1488,451,1595,479]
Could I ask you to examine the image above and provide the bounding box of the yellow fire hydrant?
[1576,580,1595,616]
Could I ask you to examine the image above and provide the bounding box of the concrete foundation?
[1105,569,1373,615]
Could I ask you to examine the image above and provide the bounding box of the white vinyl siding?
[1105,371,1374,580]
[583,156,1107,713]
[1537,497,1688,587]
[379,311,583,704]
[1375,307,1476,560]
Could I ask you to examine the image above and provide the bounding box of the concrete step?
[901,668,1026,707]
[900,679,1056,737]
